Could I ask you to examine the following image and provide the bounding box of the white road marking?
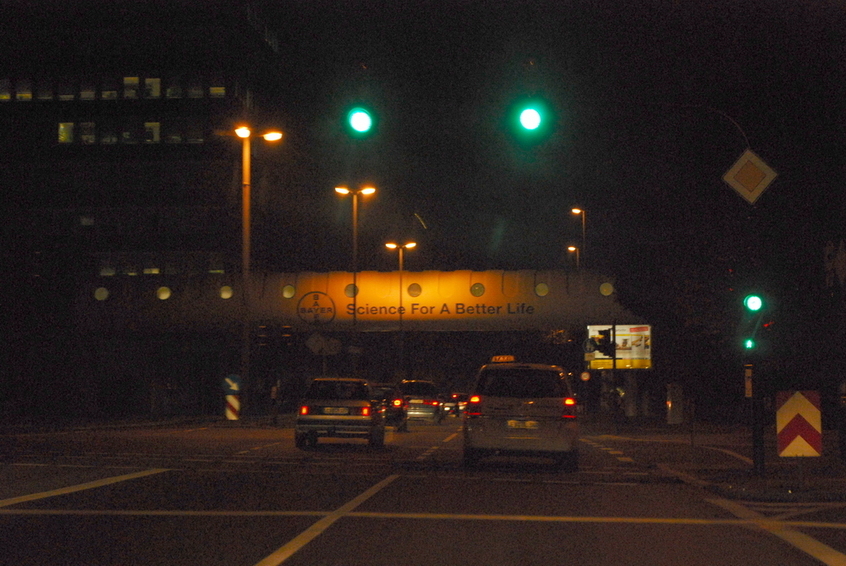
[0,468,170,508]
[252,474,399,566]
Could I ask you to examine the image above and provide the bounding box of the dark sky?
[258,0,844,278]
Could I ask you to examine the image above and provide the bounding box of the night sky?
[260,0,845,282]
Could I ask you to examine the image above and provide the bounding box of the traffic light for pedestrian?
[740,293,766,354]
[594,328,616,358]
[345,106,375,138]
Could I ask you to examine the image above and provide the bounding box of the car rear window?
[305,381,370,400]
[476,368,566,398]
[399,381,439,397]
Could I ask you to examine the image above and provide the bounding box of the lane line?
[252,474,399,566]
[2,507,846,532]
[709,497,846,566]
[0,468,170,508]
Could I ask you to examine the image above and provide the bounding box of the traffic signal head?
[508,97,554,145]
[594,328,616,358]
[345,106,375,138]
[744,294,763,312]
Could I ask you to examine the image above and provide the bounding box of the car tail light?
[425,399,440,406]
[465,394,482,416]
[299,405,310,415]
[361,406,371,416]
[392,399,403,407]
[562,397,577,419]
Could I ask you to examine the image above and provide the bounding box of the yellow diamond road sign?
[723,149,777,204]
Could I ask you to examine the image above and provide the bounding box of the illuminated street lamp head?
[234,127,282,141]
[262,131,283,141]
[386,242,416,250]
[571,208,583,215]
[335,185,376,196]
[567,245,578,252]
[235,126,251,138]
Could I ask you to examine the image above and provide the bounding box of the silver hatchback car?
[295,378,385,448]
[463,356,578,470]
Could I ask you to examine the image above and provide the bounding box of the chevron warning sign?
[776,390,822,457]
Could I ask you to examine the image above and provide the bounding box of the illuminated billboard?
[586,324,652,369]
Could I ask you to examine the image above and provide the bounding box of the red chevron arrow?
[777,413,822,456]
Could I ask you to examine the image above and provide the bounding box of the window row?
[1,75,225,103]
[58,119,208,144]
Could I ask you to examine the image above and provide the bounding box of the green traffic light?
[347,107,373,134]
[744,294,763,311]
[744,338,756,350]
[519,108,542,130]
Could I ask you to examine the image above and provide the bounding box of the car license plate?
[323,407,349,415]
[409,399,423,403]
[507,420,538,429]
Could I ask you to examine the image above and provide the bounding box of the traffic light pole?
[748,363,766,476]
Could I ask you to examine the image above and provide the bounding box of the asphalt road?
[1,418,845,566]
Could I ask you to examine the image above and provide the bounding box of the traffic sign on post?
[723,149,777,205]
[776,390,822,457]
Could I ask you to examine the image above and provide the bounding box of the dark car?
[398,379,444,423]
[444,392,469,416]
[370,383,409,431]
[295,378,385,448]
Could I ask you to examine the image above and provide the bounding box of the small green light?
[744,295,763,312]
[744,338,756,349]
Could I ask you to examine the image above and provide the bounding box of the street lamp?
[571,208,586,264]
[567,245,580,269]
[334,185,377,272]
[386,241,416,379]
[234,125,282,418]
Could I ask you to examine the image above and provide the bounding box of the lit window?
[121,121,140,144]
[186,122,203,144]
[143,267,160,275]
[101,77,118,100]
[144,122,160,143]
[209,85,225,98]
[163,121,183,143]
[99,267,116,276]
[15,79,32,101]
[100,122,117,144]
[80,81,95,100]
[0,78,10,101]
[57,79,74,101]
[36,79,53,100]
[80,122,96,144]
[165,76,182,98]
[123,76,139,99]
[143,78,161,98]
[58,122,74,143]
[187,78,203,98]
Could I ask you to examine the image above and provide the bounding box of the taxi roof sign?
[490,355,516,363]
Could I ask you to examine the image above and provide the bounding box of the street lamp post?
[571,208,586,264]
[335,185,376,332]
[234,125,282,417]
[567,245,580,269]
[386,241,416,379]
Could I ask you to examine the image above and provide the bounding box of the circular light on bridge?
[470,283,486,297]
[282,284,296,299]
[534,283,549,297]
[94,287,109,301]
[344,284,359,298]
[407,283,422,298]
[220,286,233,299]
[157,286,172,300]
[599,282,615,296]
